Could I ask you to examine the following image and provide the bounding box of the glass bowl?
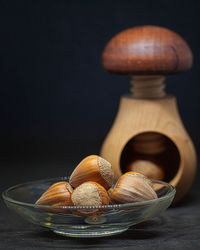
[2,177,175,238]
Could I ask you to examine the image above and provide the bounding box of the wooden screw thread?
[130,75,166,99]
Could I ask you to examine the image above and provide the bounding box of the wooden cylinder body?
[100,95,197,203]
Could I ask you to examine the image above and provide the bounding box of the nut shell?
[110,172,157,204]
[71,181,109,215]
[69,155,114,190]
[35,181,73,208]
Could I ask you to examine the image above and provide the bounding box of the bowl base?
[53,226,129,238]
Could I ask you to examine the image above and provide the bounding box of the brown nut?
[71,181,109,216]
[69,155,114,190]
[35,181,73,212]
[110,171,157,204]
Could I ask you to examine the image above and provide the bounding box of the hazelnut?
[69,155,114,190]
[110,172,157,204]
[35,181,73,212]
[71,181,109,215]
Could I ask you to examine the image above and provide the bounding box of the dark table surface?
[1,162,200,250]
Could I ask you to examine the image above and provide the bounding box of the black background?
[1,0,200,172]
[1,1,200,249]
[0,0,200,190]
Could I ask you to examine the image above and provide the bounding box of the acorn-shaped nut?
[36,181,73,207]
[71,181,109,215]
[69,155,114,190]
[110,172,157,204]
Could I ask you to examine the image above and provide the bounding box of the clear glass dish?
[2,177,175,238]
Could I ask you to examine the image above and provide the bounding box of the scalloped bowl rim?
[2,177,176,211]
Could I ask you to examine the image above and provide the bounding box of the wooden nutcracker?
[100,25,197,203]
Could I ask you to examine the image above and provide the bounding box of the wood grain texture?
[126,160,165,181]
[100,95,197,203]
[102,25,193,75]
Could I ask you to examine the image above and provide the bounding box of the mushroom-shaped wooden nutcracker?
[100,25,197,204]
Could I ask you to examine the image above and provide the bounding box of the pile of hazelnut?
[35,155,157,215]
